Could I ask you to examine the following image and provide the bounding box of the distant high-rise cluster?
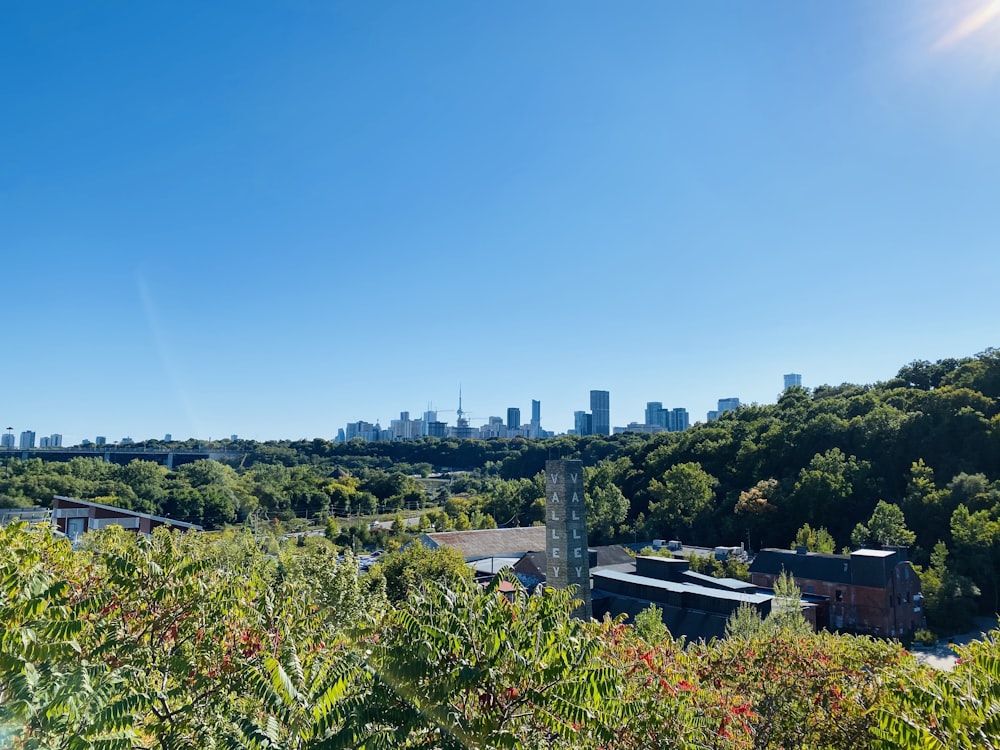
[335,372,799,442]
[572,390,610,436]
[1,429,63,449]
[338,394,550,443]
[614,400,690,435]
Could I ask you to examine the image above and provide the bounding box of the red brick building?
[52,495,202,539]
[749,547,923,638]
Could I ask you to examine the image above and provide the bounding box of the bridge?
[0,447,246,469]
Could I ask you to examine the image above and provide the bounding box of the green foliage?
[920,541,981,633]
[851,500,917,549]
[6,521,1000,750]
[646,462,717,540]
[874,626,1000,749]
[348,575,624,749]
[633,603,669,643]
[372,542,472,603]
[793,522,837,553]
[584,460,629,545]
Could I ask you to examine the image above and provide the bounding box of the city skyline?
[4,4,998,446]
[5,373,779,446]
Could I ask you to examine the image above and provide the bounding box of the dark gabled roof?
[749,548,901,588]
[591,545,635,567]
[512,546,636,581]
[513,551,547,579]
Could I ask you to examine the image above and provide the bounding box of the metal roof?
[420,527,546,561]
[52,496,203,530]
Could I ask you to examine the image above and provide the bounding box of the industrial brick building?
[749,547,923,638]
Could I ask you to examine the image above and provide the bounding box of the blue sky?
[3,1,999,444]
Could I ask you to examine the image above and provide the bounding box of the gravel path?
[910,617,997,671]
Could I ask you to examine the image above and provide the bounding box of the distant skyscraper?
[39,436,51,448]
[784,373,802,389]
[49,434,62,447]
[574,410,592,436]
[164,434,172,441]
[421,410,437,437]
[717,398,740,415]
[95,436,107,446]
[669,408,690,431]
[645,402,664,427]
[590,390,610,436]
[19,431,35,449]
[507,407,520,430]
[530,400,541,437]
[1,432,14,449]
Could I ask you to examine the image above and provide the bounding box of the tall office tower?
[50,434,62,447]
[590,390,610,436]
[391,412,418,440]
[421,410,437,437]
[39,436,51,448]
[645,402,664,427]
[784,373,802,389]
[670,408,690,432]
[544,460,591,619]
[717,397,740,415]
[19,431,35,449]
[530,400,541,437]
[2,432,15,449]
[95,436,107,446]
[574,410,593,436]
[707,410,719,422]
[507,407,520,430]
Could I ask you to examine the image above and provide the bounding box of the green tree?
[372,543,472,603]
[633,603,669,642]
[789,448,870,542]
[851,500,916,549]
[950,503,1000,612]
[584,460,630,545]
[646,462,717,540]
[793,523,836,554]
[919,541,980,633]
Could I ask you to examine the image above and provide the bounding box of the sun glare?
[932,0,1000,51]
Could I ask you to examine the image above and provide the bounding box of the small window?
[835,589,843,602]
